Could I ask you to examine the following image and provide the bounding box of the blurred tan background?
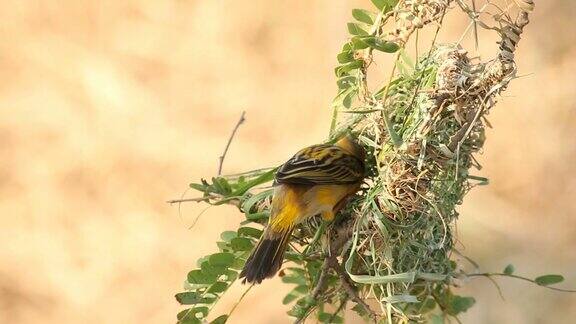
[1,1,575,323]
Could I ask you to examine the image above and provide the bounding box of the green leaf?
[284,252,303,263]
[187,270,217,285]
[207,282,229,294]
[191,306,209,319]
[244,211,269,222]
[347,23,369,36]
[223,269,238,282]
[189,183,207,192]
[281,273,307,285]
[196,256,209,268]
[337,76,356,89]
[210,315,228,324]
[419,297,437,313]
[281,268,308,285]
[371,0,398,12]
[241,188,273,216]
[337,51,354,64]
[468,174,489,185]
[177,308,202,323]
[351,37,370,50]
[230,255,246,270]
[447,295,475,315]
[211,177,232,195]
[208,253,235,267]
[351,303,369,317]
[201,262,228,277]
[216,241,230,252]
[318,312,343,323]
[335,60,363,77]
[175,292,198,305]
[370,0,386,10]
[343,91,354,108]
[305,261,322,278]
[363,37,399,52]
[399,48,414,69]
[332,86,357,107]
[177,307,209,322]
[535,274,564,286]
[282,293,299,305]
[371,0,399,11]
[175,292,216,305]
[285,267,307,276]
[178,318,201,324]
[299,295,317,308]
[230,237,254,251]
[503,264,515,275]
[220,231,237,242]
[231,169,275,196]
[287,304,306,319]
[282,285,307,305]
[352,9,375,25]
[430,314,445,324]
[237,227,263,239]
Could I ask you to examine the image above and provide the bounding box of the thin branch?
[328,297,348,323]
[484,275,505,300]
[467,273,576,293]
[471,0,479,50]
[227,283,255,321]
[218,111,246,175]
[294,219,356,324]
[167,195,216,204]
[329,257,378,323]
[166,194,241,208]
[312,257,332,299]
[302,222,326,257]
[293,258,332,324]
[431,292,463,324]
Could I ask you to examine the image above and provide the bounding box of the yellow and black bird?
[240,135,365,284]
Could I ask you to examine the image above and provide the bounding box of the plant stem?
[467,273,576,293]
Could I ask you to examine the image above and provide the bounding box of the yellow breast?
[268,184,357,232]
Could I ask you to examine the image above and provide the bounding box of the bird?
[240,134,365,284]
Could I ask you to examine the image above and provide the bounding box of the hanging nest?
[323,3,534,323]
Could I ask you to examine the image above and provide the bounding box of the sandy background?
[1,1,575,323]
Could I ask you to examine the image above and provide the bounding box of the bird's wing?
[275,144,364,185]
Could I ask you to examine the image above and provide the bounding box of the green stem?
[302,222,326,257]
[467,273,576,293]
[227,283,255,320]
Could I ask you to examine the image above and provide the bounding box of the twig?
[328,297,348,323]
[167,194,241,208]
[294,219,356,324]
[484,275,505,300]
[227,283,255,321]
[166,195,217,204]
[293,258,332,324]
[431,292,463,324]
[302,222,326,257]
[471,0,479,50]
[312,257,332,299]
[218,111,246,175]
[329,257,378,323]
[467,273,576,293]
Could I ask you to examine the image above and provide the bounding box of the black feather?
[240,228,292,284]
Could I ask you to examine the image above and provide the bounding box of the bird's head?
[335,133,365,161]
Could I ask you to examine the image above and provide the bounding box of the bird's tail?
[240,225,294,284]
